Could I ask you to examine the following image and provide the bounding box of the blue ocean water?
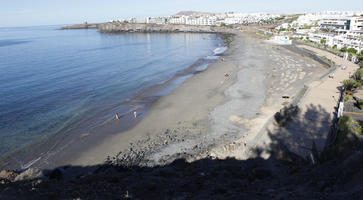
[0,25,223,160]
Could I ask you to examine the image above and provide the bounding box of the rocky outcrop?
[98,22,231,34]
[14,168,43,181]
[0,170,17,181]
[60,22,236,35]
[60,23,100,30]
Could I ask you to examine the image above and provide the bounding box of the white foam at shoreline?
[213,46,228,55]
[205,55,220,60]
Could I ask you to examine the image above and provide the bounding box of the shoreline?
[1,29,331,171]
[69,31,329,167]
[0,33,228,170]
[68,34,242,167]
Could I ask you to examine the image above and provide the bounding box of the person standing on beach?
[115,113,119,120]
[133,111,137,118]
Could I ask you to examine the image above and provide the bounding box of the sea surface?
[0,25,225,166]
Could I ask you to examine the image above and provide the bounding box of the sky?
[0,0,362,27]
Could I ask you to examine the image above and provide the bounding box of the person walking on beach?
[115,113,119,120]
[133,111,137,118]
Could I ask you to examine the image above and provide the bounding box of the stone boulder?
[0,170,18,181]
[14,168,43,181]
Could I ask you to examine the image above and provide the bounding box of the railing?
[325,87,345,149]
[283,43,344,152]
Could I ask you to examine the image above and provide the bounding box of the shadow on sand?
[1,104,363,200]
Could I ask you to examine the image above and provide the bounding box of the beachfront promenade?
[278,45,359,157]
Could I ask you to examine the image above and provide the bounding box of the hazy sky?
[1,0,362,27]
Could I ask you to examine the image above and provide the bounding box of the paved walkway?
[275,45,359,157]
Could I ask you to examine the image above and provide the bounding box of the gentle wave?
[0,39,30,47]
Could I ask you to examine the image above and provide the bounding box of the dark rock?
[48,169,63,180]
[251,168,272,180]
[213,187,227,194]
[343,151,363,173]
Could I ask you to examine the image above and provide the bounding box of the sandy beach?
[64,31,329,167]
[3,28,362,200]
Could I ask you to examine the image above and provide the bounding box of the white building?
[219,13,280,25]
[318,18,350,30]
[168,15,216,26]
[350,16,363,31]
[295,11,363,27]
[147,17,167,24]
[307,31,363,52]
[130,18,148,24]
[288,12,363,53]
[275,23,290,30]
[168,16,187,24]
[271,36,292,45]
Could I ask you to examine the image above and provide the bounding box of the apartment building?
[319,18,351,30]
[350,16,363,31]
[168,16,187,24]
[307,32,363,52]
[168,16,216,26]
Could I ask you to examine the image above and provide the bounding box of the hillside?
[174,11,216,16]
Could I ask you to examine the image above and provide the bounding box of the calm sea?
[0,25,225,164]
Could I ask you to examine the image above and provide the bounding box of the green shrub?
[356,81,363,89]
[339,116,350,132]
[339,116,362,135]
[354,68,363,80]
[347,48,358,55]
[353,123,362,135]
[340,46,347,52]
[358,100,363,109]
[343,79,358,91]
[358,56,363,63]
[344,95,353,101]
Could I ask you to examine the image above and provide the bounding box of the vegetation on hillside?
[343,79,360,91]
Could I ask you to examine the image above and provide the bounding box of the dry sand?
[69,32,329,167]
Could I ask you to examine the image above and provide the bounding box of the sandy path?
[276,45,359,156]
[223,44,359,160]
[208,42,328,160]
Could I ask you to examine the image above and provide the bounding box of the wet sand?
[68,32,328,167]
[0,35,225,170]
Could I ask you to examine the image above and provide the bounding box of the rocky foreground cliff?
[1,127,362,199]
